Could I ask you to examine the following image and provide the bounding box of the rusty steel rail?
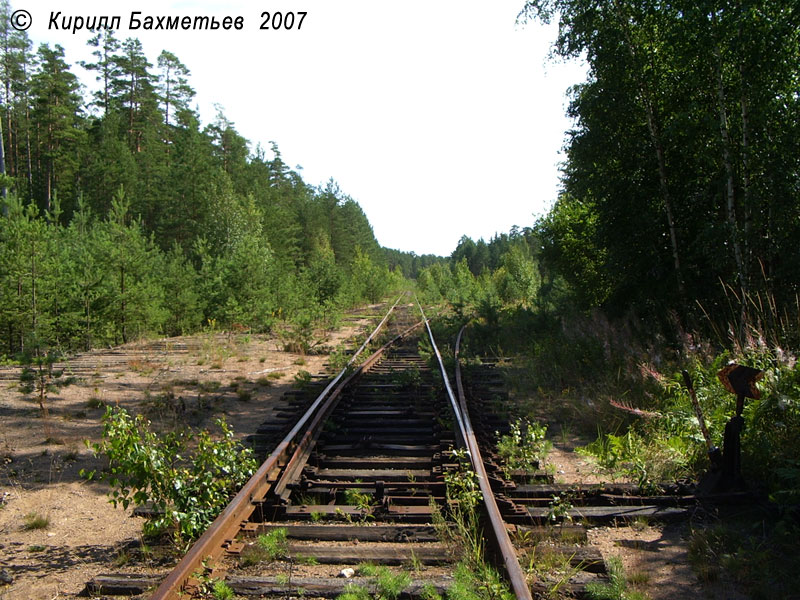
[415,301,531,599]
[151,295,409,600]
[153,297,531,599]
[454,324,533,600]
[270,317,427,499]
[416,300,468,449]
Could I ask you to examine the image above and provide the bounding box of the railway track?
[84,296,535,599]
[86,295,752,599]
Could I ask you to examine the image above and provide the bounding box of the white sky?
[22,0,586,256]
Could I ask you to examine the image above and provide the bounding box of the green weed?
[545,493,574,524]
[212,579,234,600]
[240,528,288,565]
[349,565,410,600]
[23,512,49,530]
[437,448,515,600]
[373,567,411,600]
[86,397,106,409]
[337,583,370,600]
[114,549,130,566]
[343,488,374,511]
[293,370,312,387]
[420,583,443,600]
[585,556,650,600]
[496,418,552,477]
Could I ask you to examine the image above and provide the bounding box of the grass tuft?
[23,512,50,530]
[239,528,288,566]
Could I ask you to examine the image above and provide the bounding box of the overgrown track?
[121,295,535,600]
[87,299,751,599]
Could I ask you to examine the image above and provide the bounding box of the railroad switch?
[716,363,763,491]
[692,364,762,493]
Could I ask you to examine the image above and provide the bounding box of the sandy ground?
[0,309,381,600]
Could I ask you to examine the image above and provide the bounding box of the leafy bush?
[496,418,552,477]
[575,340,800,501]
[83,407,256,547]
[212,580,235,600]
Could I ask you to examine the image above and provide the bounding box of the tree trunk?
[611,0,686,302]
[739,61,753,282]
[84,292,91,351]
[25,103,32,198]
[120,265,127,344]
[713,43,748,318]
[0,103,6,212]
[30,237,36,344]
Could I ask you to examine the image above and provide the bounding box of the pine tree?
[157,50,194,129]
[80,29,120,116]
[29,43,86,214]
[0,0,32,190]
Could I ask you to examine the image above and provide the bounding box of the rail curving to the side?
[453,324,533,600]
[415,301,532,599]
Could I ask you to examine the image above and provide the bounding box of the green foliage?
[282,311,317,354]
[445,448,481,517]
[344,566,410,600]
[617,343,800,500]
[687,514,800,599]
[346,247,391,305]
[82,407,256,547]
[545,493,574,524]
[373,568,411,600]
[293,370,312,388]
[258,528,288,560]
[521,0,800,330]
[343,488,374,511]
[416,229,542,318]
[448,561,515,600]
[0,24,412,356]
[437,448,514,600]
[577,428,691,493]
[337,583,371,600]
[537,194,609,308]
[421,583,442,600]
[494,245,540,308]
[496,418,551,478]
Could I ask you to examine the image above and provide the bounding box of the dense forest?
[423,0,799,342]
[524,0,800,332]
[0,2,448,358]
